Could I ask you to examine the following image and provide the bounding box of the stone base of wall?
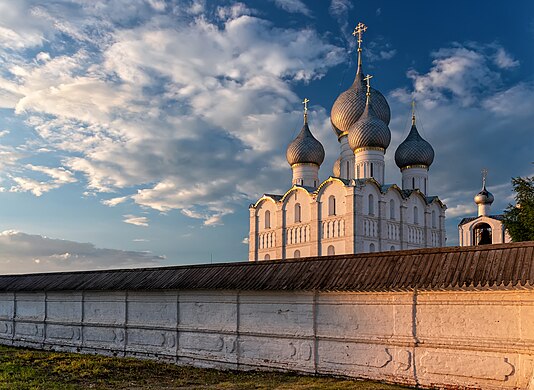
[1,289,533,390]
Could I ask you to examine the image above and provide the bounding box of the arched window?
[412,177,415,189]
[369,243,375,252]
[413,206,419,225]
[346,161,350,178]
[328,195,336,216]
[293,250,301,258]
[390,245,395,251]
[432,210,436,228]
[264,254,270,260]
[368,194,374,215]
[424,178,427,194]
[389,199,395,220]
[294,203,301,223]
[473,223,492,245]
[327,245,335,256]
[264,210,270,229]
[370,163,374,177]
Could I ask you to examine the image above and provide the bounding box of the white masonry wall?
[0,288,533,390]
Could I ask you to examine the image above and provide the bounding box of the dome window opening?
[473,222,492,245]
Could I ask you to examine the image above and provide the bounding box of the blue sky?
[0,0,533,273]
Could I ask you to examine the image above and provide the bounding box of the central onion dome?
[331,71,391,139]
[394,122,435,169]
[474,185,494,205]
[347,94,391,152]
[286,117,325,167]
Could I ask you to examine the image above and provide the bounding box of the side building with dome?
[248,24,447,261]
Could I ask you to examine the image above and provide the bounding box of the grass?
[0,345,415,389]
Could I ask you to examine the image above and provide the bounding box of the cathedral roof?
[394,123,435,169]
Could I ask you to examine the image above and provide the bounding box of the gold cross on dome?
[302,98,310,114]
[352,22,367,49]
[411,100,416,125]
[363,74,373,94]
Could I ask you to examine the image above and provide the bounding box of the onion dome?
[347,85,391,152]
[333,157,341,177]
[474,172,494,205]
[331,71,391,139]
[394,120,435,169]
[286,103,325,167]
[330,23,390,139]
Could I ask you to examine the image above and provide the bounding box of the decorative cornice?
[291,162,319,168]
[400,164,428,172]
[353,146,385,154]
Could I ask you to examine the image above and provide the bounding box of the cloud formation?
[0,230,164,274]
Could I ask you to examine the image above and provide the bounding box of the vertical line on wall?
[81,290,85,350]
[12,292,16,343]
[43,291,48,347]
[312,290,319,375]
[411,288,420,387]
[236,290,241,370]
[124,291,128,357]
[176,291,180,363]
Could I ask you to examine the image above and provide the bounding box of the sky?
[0,0,533,274]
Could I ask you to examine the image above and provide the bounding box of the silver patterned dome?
[286,120,325,167]
[333,157,341,177]
[347,100,391,152]
[330,68,391,139]
[474,186,494,205]
[394,123,435,169]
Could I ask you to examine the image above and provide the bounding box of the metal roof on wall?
[0,242,533,293]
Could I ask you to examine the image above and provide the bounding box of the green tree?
[502,175,534,241]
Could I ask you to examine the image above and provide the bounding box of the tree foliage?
[502,176,534,242]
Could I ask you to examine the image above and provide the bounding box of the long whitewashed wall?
[0,289,533,390]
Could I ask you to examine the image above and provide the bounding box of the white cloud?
[0,230,164,274]
[271,0,312,16]
[123,215,149,227]
[102,196,130,207]
[493,47,519,69]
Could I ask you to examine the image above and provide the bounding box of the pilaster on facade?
[249,207,257,261]
[344,187,356,254]
[399,204,408,250]
[424,209,432,247]
[276,206,285,260]
[309,201,320,257]
[353,192,364,253]
[378,198,386,251]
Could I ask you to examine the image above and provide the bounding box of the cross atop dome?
[352,22,367,68]
[302,98,310,123]
[481,168,488,188]
[411,100,416,125]
[364,74,373,103]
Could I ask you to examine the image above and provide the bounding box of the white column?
[401,166,429,195]
[354,148,386,184]
[292,163,320,187]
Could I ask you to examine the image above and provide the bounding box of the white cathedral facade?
[248,23,447,261]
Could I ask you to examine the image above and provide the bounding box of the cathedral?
[248,23,447,261]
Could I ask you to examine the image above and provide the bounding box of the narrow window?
[424,178,427,194]
[389,199,395,220]
[294,203,301,223]
[370,163,374,177]
[369,243,375,252]
[314,180,317,187]
[357,165,360,179]
[328,195,336,216]
[294,250,300,258]
[346,161,349,178]
[432,210,436,228]
[327,245,335,256]
[368,194,374,215]
[264,210,270,229]
[414,206,419,225]
[412,177,415,189]
[264,254,270,260]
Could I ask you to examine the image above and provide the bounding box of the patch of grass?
[0,345,414,389]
